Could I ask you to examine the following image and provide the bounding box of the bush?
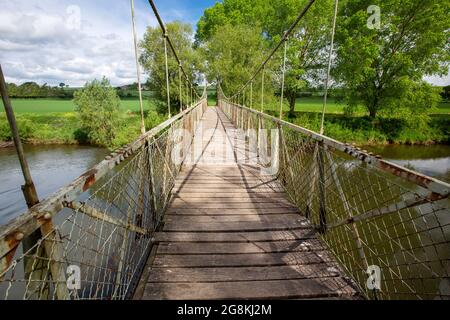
[0,117,36,141]
[73,77,120,147]
[145,110,166,129]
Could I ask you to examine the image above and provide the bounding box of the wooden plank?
[169,197,293,205]
[153,230,316,242]
[174,179,280,185]
[167,202,297,210]
[164,214,304,224]
[172,187,285,193]
[162,220,309,232]
[172,192,287,198]
[142,278,357,300]
[177,172,267,178]
[148,264,342,282]
[156,239,326,254]
[175,177,276,182]
[165,207,300,215]
[152,251,333,268]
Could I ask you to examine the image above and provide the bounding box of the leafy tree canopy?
[334,0,450,117]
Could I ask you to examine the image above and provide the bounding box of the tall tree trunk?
[288,94,296,117]
[368,94,378,118]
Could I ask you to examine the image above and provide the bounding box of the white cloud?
[424,74,450,87]
[0,0,159,87]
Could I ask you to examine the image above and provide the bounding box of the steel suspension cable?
[130,0,145,134]
[320,0,339,135]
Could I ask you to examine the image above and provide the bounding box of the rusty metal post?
[0,65,39,208]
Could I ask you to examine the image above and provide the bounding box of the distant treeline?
[6,82,155,99]
[6,82,73,99]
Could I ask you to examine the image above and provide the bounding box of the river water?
[0,144,449,225]
[365,144,450,183]
[0,145,108,225]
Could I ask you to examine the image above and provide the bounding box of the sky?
[0,0,448,87]
[0,0,218,87]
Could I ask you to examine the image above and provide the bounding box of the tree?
[140,21,201,114]
[268,0,334,117]
[196,0,334,116]
[195,0,269,44]
[73,77,120,147]
[202,24,267,97]
[334,0,450,118]
[59,82,66,88]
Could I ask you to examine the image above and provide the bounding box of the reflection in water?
[365,144,450,183]
[0,145,108,225]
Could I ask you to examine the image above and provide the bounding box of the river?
[0,145,108,225]
[0,144,449,225]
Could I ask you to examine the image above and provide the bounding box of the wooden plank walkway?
[137,107,360,300]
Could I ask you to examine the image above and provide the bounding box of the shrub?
[0,117,36,141]
[73,77,120,147]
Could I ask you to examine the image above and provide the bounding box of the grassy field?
[8,98,150,114]
[289,97,450,115]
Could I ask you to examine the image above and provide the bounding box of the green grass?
[436,101,450,114]
[7,98,152,114]
[294,97,350,114]
[207,89,217,106]
[275,96,449,115]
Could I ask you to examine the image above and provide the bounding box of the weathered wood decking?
[137,107,360,300]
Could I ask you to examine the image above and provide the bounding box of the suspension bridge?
[1,0,449,300]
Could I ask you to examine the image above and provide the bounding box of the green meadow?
[8,98,151,114]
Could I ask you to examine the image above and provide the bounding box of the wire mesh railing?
[0,97,207,300]
[218,96,450,300]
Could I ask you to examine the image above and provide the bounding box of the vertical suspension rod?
[131,0,146,134]
[320,0,339,135]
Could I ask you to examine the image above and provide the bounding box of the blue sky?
[0,0,218,86]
